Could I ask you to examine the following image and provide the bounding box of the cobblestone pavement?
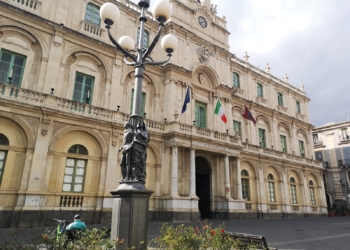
[1,217,350,249]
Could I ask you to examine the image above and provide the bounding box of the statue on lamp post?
[100,0,178,248]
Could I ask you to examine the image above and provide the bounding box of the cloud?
[129,0,350,126]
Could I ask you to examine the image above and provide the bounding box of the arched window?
[267,174,275,202]
[290,177,297,204]
[309,180,316,205]
[85,3,101,26]
[232,72,240,88]
[136,28,149,48]
[241,170,250,201]
[63,144,88,193]
[0,134,9,186]
[0,134,9,145]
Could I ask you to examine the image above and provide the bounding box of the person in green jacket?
[66,214,87,230]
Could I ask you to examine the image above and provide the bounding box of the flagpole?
[209,97,217,130]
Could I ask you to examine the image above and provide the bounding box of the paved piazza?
[1,217,349,249]
[148,217,350,250]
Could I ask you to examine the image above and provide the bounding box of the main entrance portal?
[195,157,211,219]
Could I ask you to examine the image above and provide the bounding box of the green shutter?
[280,135,287,153]
[232,72,240,88]
[278,92,283,106]
[299,140,305,157]
[73,73,94,104]
[234,120,241,136]
[259,128,266,147]
[257,83,263,97]
[296,101,301,113]
[195,101,206,128]
[0,50,26,87]
[85,3,101,26]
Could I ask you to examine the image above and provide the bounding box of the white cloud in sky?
[128,0,350,126]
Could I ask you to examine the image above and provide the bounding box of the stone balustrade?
[0,83,321,169]
[80,20,105,39]
[214,16,227,29]
[3,0,41,15]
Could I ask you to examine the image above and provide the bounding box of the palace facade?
[313,121,350,210]
[0,0,327,228]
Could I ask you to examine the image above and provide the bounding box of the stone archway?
[195,156,211,218]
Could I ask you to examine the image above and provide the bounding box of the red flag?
[243,106,256,125]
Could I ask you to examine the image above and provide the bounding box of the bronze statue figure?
[119,122,134,182]
[132,121,150,181]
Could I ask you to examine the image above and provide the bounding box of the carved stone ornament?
[197,45,213,64]
[112,123,118,146]
[41,114,51,135]
[199,73,207,84]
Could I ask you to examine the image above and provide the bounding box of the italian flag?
[214,99,227,123]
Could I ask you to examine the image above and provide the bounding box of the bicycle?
[51,219,69,242]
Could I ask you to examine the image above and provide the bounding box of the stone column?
[282,167,290,215]
[171,146,179,197]
[224,155,231,199]
[189,148,196,197]
[236,157,243,200]
[302,173,310,214]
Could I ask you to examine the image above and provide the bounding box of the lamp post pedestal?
[110,182,153,249]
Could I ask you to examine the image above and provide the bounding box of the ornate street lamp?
[100,0,177,129]
[99,1,178,248]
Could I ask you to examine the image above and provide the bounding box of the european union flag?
[181,86,191,114]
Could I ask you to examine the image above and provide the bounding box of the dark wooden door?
[196,157,211,219]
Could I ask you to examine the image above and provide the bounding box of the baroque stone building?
[0,0,327,228]
[313,121,350,210]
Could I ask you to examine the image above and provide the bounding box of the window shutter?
[199,106,206,128]
[73,73,94,104]
[195,104,200,126]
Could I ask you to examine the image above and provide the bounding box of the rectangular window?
[313,134,319,144]
[299,140,305,157]
[278,92,284,106]
[296,100,301,113]
[195,101,207,128]
[341,128,349,140]
[280,135,287,153]
[259,128,266,147]
[242,178,250,201]
[85,3,101,26]
[0,150,7,186]
[73,73,94,104]
[257,83,263,97]
[232,72,240,88]
[0,50,26,87]
[137,28,149,48]
[130,89,146,117]
[268,182,275,202]
[62,158,86,193]
[291,185,297,204]
[309,187,316,205]
[233,120,241,137]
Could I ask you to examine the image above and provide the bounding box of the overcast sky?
[133,0,350,127]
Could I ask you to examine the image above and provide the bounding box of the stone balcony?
[1,0,41,15]
[80,20,105,40]
[0,83,321,169]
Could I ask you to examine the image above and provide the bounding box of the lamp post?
[100,0,177,248]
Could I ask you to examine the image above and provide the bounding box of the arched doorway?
[196,156,211,219]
